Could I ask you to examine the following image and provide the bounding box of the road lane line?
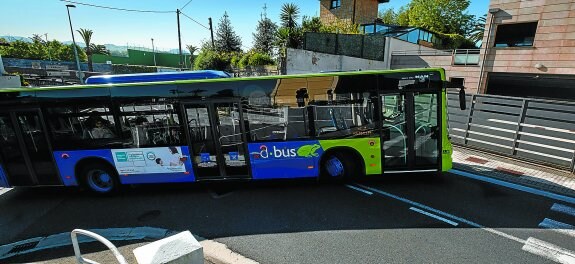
[355,183,526,244]
[539,218,575,238]
[551,203,575,217]
[522,237,575,264]
[409,207,459,226]
[345,184,373,195]
[450,169,575,205]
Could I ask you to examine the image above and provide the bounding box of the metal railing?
[71,229,128,264]
[447,92,575,173]
[391,49,481,65]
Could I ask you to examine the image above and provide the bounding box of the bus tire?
[80,164,119,194]
[321,152,359,182]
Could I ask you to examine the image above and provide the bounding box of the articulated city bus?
[0,68,463,193]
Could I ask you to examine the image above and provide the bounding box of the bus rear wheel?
[80,164,119,194]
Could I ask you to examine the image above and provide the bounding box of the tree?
[186,44,199,69]
[277,3,302,49]
[252,13,278,57]
[59,44,88,62]
[302,16,324,33]
[214,12,242,53]
[378,8,398,24]
[89,44,110,55]
[403,0,473,36]
[468,14,486,45]
[77,28,95,71]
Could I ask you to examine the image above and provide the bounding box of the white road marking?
[539,218,575,239]
[355,183,526,244]
[450,169,575,205]
[344,184,373,195]
[409,207,459,226]
[551,203,575,218]
[522,237,575,264]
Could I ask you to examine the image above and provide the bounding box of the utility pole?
[44,33,52,61]
[177,9,183,70]
[151,38,157,67]
[208,17,215,48]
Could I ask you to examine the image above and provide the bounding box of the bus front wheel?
[321,152,359,181]
[80,164,119,194]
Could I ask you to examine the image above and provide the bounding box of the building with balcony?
[479,0,575,100]
[319,0,390,25]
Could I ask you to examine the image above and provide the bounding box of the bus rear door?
[0,110,61,187]
[182,101,250,180]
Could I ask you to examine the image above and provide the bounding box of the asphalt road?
[1,172,574,263]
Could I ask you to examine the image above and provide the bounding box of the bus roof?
[85,70,232,84]
[0,68,446,93]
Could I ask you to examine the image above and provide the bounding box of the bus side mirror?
[459,88,467,110]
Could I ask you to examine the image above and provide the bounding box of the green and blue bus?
[0,68,462,193]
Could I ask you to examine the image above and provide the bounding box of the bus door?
[0,110,61,186]
[182,102,250,179]
[380,91,440,173]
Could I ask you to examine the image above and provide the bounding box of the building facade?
[479,0,575,99]
[319,0,389,25]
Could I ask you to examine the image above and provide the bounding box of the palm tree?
[186,44,198,69]
[90,44,110,55]
[468,15,487,46]
[279,3,302,49]
[280,3,300,30]
[77,28,94,72]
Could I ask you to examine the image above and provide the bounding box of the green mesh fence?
[304,33,385,61]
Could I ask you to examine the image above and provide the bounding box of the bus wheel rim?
[87,170,113,192]
[325,157,344,177]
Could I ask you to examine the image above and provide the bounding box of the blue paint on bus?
[53,146,195,186]
[248,141,323,179]
[85,70,231,84]
[0,165,10,188]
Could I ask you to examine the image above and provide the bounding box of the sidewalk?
[1,228,258,264]
[452,146,575,198]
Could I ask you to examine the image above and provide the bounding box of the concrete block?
[133,231,203,264]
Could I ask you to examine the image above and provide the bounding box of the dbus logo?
[253,144,321,159]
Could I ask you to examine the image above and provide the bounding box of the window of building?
[330,0,341,9]
[494,22,538,47]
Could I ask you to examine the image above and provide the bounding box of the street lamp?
[477,8,501,94]
[151,38,157,67]
[65,4,84,84]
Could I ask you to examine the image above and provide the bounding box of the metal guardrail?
[447,92,575,173]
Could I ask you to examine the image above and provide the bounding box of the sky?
[0,0,490,52]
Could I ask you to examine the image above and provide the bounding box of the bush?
[193,50,231,71]
[436,33,477,49]
[248,53,275,66]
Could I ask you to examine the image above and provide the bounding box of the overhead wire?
[180,11,210,30]
[180,0,193,11]
[59,0,174,13]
